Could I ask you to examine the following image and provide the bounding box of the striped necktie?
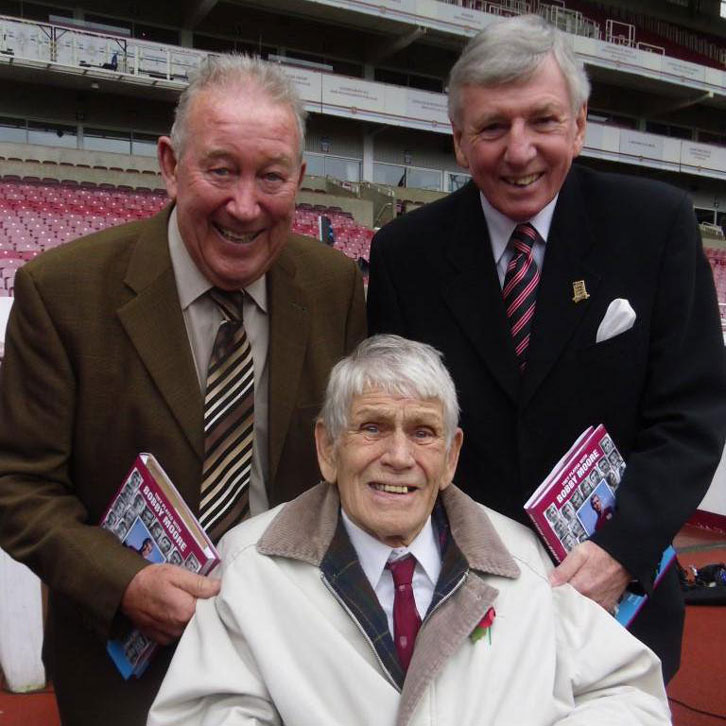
[199,288,254,542]
[502,223,541,372]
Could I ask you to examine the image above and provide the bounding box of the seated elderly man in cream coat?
[148,335,670,726]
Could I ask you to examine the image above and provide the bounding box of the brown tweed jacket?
[0,206,366,725]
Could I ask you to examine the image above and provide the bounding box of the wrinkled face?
[452,54,586,222]
[158,85,305,290]
[316,389,463,548]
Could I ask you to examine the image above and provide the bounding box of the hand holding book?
[524,425,676,628]
[121,563,220,644]
[549,540,631,614]
[100,453,221,678]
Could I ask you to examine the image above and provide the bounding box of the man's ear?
[314,420,338,484]
[296,160,307,191]
[157,136,179,200]
[440,428,464,492]
[572,102,588,158]
[451,123,470,170]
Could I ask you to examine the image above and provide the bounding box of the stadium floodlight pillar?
[180,29,193,48]
[362,130,374,183]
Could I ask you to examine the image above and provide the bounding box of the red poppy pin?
[470,607,496,644]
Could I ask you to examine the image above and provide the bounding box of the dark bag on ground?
[677,559,726,605]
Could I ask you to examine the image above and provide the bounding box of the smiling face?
[451,54,586,222]
[316,389,463,548]
[158,84,305,290]
[140,538,153,558]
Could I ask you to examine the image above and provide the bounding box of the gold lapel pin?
[572,280,590,303]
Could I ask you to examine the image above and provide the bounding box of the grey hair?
[319,335,460,448]
[170,54,307,159]
[448,14,590,125]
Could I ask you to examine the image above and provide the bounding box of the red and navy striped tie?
[502,223,541,372]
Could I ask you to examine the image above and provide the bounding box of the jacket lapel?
[267,240,310,486]
[117,209,203,457]
[520,169,601,407]
[259,484,404,687]
[440,183,519,404]
[397,487,520,726]
[258,485,521,726]
[320,520,405,689]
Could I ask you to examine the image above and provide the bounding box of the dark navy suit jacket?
[367,164,726,680]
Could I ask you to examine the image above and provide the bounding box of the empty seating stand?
[0,177,168,296]
[0,178,377,295]
[292,204,375,272]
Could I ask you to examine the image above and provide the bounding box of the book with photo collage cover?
[99,453,220,679]
[524,424,676,628]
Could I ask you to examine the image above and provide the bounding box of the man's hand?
[120,564,221,644]
[549,541,631,613]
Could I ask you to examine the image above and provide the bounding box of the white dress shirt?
[479,191,557,287]
[341,510,442,637]
[168,208,270,514]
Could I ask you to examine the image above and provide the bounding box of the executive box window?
[645,121,692,141]
[131,132,159,157]
[303,153,361,183]
[373,162,443,191]
[447,172,471,192]
[406,167,442,192]
[27,121,77,148]
[84,128,131,154]
[373,162,406,187]
[0,116,27,143]
[375,68,443,93]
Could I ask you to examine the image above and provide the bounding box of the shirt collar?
[479,191,558,267]
[167,206,268,313]
[341,509,441,589]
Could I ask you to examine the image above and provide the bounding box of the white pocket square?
[596,299,636,343]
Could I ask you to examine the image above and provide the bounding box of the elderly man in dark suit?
[367,14,726,682]
[0,55,365,724]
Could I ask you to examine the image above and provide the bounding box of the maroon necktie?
[387,554,421,672]
[502,223,541,372]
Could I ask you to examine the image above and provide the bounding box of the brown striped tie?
[199,288,254,543]
[502,223,541,372]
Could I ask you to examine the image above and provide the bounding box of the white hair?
[170,54,307,159]
[448,14,591,125]
[319,335,460,448]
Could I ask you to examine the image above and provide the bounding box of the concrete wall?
[296,188,373,227]
[0,142,164,188]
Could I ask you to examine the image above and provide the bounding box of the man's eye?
[262,171,285,184]
[534,116,557,126]
[413,428,434,440]
[210,167,231,177]
[479,123,505,137]
[361,424,380,434]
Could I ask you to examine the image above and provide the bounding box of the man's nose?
[504,121,536,166]
[227,179,260,219]
[382,429,415,468]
